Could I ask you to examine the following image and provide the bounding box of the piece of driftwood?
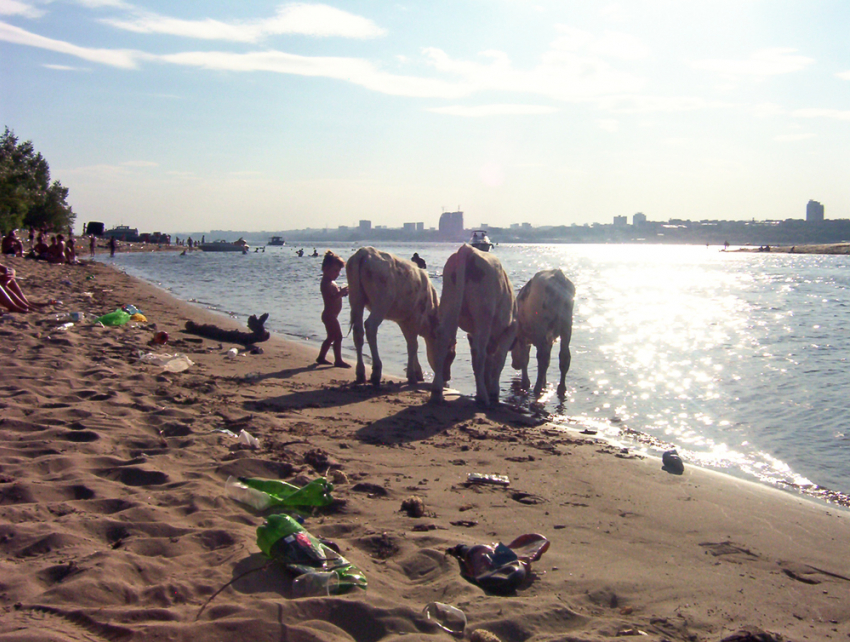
[184,313,270,345]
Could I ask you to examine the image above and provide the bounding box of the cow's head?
[510,336,530,371]
[425,312,455,382]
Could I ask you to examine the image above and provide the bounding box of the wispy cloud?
[599,95,727,113]
[692,48,813,77]
[0,21,140,67]
[158,50,467,98]
[427,104,557,117]
[0,0,44,18]
[101,3,386,42]
[43,63,88,71]
[793,108,850,121]
[836,70,850,81]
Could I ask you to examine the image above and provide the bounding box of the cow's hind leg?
[364,312,385,386]
[485,322,517,405]
[533,341,552,396]
[351,303,367,384]
[468,332,491,407]
[401,325,424,383]
[557,325,572,397]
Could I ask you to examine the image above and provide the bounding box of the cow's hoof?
[557,383,567,397]
[355,375,367,385]
[429,392,444,404]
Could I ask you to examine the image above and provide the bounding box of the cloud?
[427,104,557,117]
[0,0,44,18]
[101,3,386,42]
[836,70,850,81]
[793,108,850,121]
[774,133,815,142]
[598,94,726,113]
[692,48,813,77]
[0,21,141,68]
[158,50,468,98]
[43,63,87,71]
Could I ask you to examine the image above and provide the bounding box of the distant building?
[806,200,824,222]
[403,222,417,231]
[633,212,647,226]
[439,211,464,238]
[613,215,627,227]
[359,220,371,231]
[416,222,424,231]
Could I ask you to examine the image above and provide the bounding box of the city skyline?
[3,1,850,232]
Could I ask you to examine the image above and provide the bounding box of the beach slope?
[0,259,848,642]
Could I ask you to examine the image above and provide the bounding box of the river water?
[107,243,850,508]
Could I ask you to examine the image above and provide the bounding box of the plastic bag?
[96,309,131,326]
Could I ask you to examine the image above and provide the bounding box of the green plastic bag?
[96,309,131,326]
[224,476,335,510]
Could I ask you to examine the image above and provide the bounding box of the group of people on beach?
[2,228,93,264]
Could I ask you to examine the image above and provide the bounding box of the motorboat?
[199,239,250,254]
[267,236,285,246]
[469,230,494,252]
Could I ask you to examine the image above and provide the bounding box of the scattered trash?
[225,476,334,511]
[53,322,75,332]
[423,602,466,637]
[662,449,684,475]
[467,473,510,486]
[256,514,367,594]
[153,331,169,345]
[130,312,148,323]
[236,429,260,448]
[225,347,238,359]
[139,352,194,372]
[96,309,131,326]
[69,312,83,322]
[213,429,238,438]
[291,571,340,598]
[123,304,142,315]
[446,533,549,594]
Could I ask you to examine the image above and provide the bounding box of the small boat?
[267,236,285,246]
[199,239,250,254]
[469,230,494,252]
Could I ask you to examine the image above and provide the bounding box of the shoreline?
[1,258,849,641]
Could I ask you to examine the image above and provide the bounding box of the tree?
[0,127,75,234]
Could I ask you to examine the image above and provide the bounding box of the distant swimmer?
[411,252,427,269]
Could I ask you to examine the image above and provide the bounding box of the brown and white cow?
[431,244,517,407]
[511,268,575,397]
[346,247,450,386]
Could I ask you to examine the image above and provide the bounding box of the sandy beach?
[1,257,848,642]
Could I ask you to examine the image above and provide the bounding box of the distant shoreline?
[730,242,850,255]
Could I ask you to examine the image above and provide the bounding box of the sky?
[2,0,850,234]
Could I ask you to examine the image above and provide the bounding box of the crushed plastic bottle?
[423,602,466,637]
[291,571,340,598]
[227,476,334,509]
[236,429,260,448]
[256,514,367,593]
[467,473,510,486]
[162,354,193,373]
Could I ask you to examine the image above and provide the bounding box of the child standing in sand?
[317,250,350,367]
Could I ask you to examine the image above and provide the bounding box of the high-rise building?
[633,212,647,226]
[438,211,464,238]
[359,220,372,231]
[806,200,824,222]
[613,215,627,227]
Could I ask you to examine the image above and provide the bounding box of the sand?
[1,257,849,642]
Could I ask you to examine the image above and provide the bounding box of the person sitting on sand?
[0,264,34,313]
[32,234,49,260]
[2,230,23,257]
[316,250,350,368]
[47,235,66,264]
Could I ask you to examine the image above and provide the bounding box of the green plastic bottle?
[257,514,367,593]
[238,477,334,508]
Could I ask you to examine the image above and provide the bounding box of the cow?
[346,247,450,386]
[511,268,575,397]
[431,244,517,407]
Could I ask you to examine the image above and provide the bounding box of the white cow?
[511,268,575,397]
[346,247,450,386]
[431,244,517,407]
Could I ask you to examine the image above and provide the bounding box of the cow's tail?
[345,248,369,337]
